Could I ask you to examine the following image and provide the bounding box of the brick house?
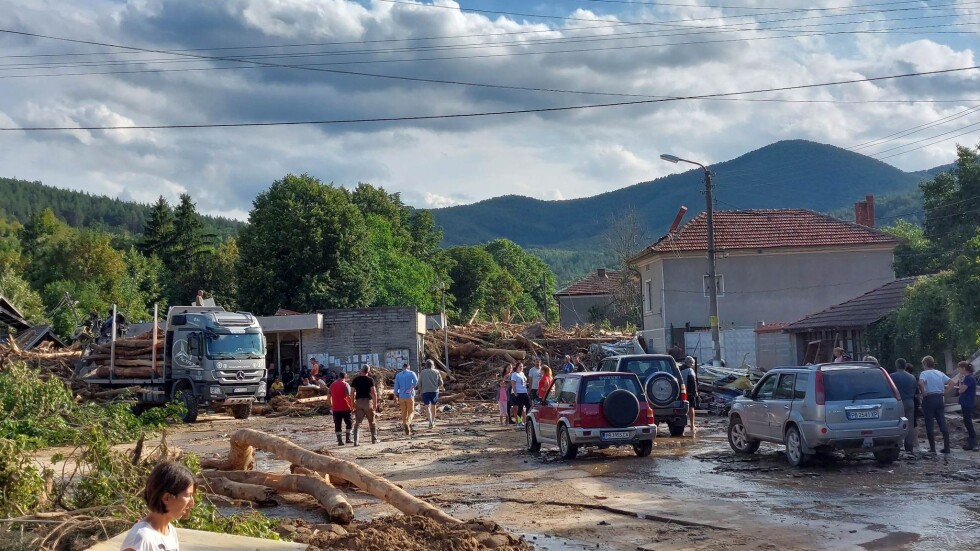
[632,204,898,363]
[554,268,627,328]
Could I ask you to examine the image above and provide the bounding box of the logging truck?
[79,305,267,422]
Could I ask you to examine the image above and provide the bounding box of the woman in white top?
[121,461,196,551]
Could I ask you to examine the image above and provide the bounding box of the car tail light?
[646,407,655,425]
[881,367,901,401]
[814,370,825,405]
[680,383,688,403]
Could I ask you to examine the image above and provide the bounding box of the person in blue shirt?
[562,355,574,374]
[393,362,419,436]
[955,361,977,451]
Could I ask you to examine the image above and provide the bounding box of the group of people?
[888,355,977,454]
[498,359,554,427]
[393,359,445,435]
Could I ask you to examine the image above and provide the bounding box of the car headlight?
[210,386,222,395]
[257,381,267,397]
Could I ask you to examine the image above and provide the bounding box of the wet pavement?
[153,406,980,550]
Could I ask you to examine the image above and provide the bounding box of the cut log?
[94,366,161,378]
[92,339,161,350]
[208,470,353,524]
[226,429,460,524]
[199,476,277,504]
[94,359,156,368]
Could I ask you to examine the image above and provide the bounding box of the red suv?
[526,372,657,459]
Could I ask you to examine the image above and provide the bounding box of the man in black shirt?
[350,365,380,445]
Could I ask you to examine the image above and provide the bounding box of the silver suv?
[727,362,908,466]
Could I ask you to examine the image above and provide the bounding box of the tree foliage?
[237,174,374,314]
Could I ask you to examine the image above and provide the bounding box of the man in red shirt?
[329,372,354,446]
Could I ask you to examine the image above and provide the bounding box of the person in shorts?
[419,359,444,429]
[680,356,699,435]
[350,365,379,446]
[393,362,419,435]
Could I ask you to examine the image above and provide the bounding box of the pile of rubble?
[425,322,631,401]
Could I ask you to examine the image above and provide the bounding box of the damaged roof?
[555,269,624,297]
[15,324,66,350]
[641,209,897,256]
[785,277,920,332]
[0,295,31,331]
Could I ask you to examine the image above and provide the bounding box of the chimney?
[854,195,876,227]
[669,206,688,233]
[597,268,607,279]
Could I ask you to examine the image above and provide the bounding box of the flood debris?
[290,515,533,551]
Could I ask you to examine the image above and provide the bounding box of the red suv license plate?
[602,431,630,441]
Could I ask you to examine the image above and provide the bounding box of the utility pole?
[660,154,722,366]
[441,282,450,373]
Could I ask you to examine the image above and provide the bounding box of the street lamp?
[660,153,721,366]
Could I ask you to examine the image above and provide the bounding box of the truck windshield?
[206,333,264,359]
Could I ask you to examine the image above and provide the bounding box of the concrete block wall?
[303,306,423,373]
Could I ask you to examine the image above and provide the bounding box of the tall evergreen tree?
[138,196,176,257]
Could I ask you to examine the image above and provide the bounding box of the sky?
[0,0,977,219]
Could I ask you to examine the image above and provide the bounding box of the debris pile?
[424,322,631,400]
[75,328,165,379]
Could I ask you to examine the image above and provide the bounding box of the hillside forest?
[0,175,557,341]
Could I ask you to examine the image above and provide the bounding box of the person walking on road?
[891,358,919,453]
[918,355,951,454]
[499,364,513,425]
[954,361,977,450]
[680,356,699,435]
[328,372,354,446]
[537,366,553,403]
[510,363,530,428]
[528,359,543,405]
[350,365,380,446]
[419,359,444,429]
[393,362,419,436]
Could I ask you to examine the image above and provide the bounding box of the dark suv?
[598,354,690,436]
[526,372,657,459]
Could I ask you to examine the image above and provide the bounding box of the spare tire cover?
[646,372,680,407]
[603,389,640,428]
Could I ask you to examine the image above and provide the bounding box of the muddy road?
[157,405,980,551]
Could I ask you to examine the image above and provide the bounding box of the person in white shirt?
[527,359,543,404]
[510,363,530,427]
[121,461,196,551]
[918,355,952,454]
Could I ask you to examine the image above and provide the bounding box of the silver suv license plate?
[602,431,630,440]
[847,410,880,420]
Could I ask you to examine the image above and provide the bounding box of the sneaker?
[428,420,435,429]
[941,447,951,454]
[516,422,526,429]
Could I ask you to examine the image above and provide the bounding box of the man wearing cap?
[393,362,419,436]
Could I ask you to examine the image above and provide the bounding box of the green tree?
[364,215,438,312]
[921,144,980,260]
[138,196,176,258]
[483,239,556,321]
[885,220,940,277]
[237,174,374,314]
[445,246,498,322]
[0,216,24,272]
[893,274,958,364]
[0,268,47,325]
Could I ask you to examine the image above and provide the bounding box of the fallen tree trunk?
[94,366,160,378]
[199,476,277,505]
[208,470,353,524]
[226,429,460,524]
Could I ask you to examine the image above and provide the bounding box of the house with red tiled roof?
[554,268,626,328]
[632,202,898,364]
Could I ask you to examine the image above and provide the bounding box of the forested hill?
[432,140,933,250]
[0,177,242,238]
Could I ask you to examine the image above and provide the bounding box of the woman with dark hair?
[121,461,196,551]
[499,364,513,425]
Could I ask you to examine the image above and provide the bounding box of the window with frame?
[645,280,653,312]
[544,378,561,402]
[702,274,725,297]
[754,374,777,400]
[774,374,796,400]
[558,378,579,403]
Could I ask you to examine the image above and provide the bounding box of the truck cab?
[162,306,267,421]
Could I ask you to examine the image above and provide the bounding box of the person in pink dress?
[498,364,513,425]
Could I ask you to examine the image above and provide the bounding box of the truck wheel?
[230,403,252,420]
[558,425,578,460]
[668,423,686,437]
[526,421,541,453]
[174,388,199,423]
[633,440,653,457]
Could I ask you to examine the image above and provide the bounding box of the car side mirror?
[742,389,752,398]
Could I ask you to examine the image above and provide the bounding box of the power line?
[868,120,980,157]
[876,126,980,160]
[3,64,977,131]
[850,105,980,151]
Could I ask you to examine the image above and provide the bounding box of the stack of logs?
[78,328,164,379]
[424,322,631,401]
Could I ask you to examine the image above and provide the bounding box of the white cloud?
[0,0,973,218]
